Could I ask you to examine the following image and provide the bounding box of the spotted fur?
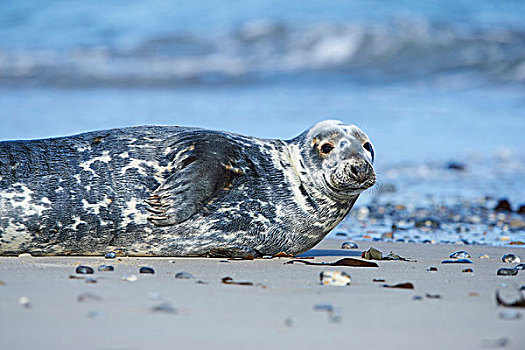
[0,120,375,257]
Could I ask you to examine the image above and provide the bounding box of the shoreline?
[1,238,524,349]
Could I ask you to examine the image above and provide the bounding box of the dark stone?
[497,268,518,276]
[446,162,466,171]
[517,205,525,215]
[139,266,155,274]
[75,266,94,274]
[494,199,512,212]
[97,264,114,272]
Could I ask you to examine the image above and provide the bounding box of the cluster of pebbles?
[333,157,525,246]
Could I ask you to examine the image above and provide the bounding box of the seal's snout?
[349,161,373,184]
[345,159,375,186]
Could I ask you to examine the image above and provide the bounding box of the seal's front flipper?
[146,131,250,226]
[207,246,259,259]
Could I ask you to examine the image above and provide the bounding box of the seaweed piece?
[382,282,414,289]
[425,293,441,299]
[221,276,254,286]
[285,258,378,267]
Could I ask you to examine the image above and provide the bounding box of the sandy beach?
[1,238,524,350]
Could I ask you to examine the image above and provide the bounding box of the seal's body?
[0,121,375,257]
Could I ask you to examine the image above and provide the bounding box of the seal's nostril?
[350,165,358,176]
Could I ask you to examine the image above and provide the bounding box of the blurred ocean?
[1,1,524,190]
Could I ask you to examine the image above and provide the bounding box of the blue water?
[0,1,524,246]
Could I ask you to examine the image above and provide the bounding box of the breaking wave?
[2,19,525,87]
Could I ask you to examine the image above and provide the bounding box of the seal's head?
[294,120,376,201]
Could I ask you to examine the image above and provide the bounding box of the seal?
[0,120,375,257]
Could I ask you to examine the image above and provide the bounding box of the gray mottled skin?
[0,120,375,257]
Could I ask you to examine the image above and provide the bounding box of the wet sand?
[1,239,524,350]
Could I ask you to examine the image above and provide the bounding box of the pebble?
[17,253,32,258]
[122,274,138,282]
[87,310,106,320]
[515,264,525,270]
[335,232,348,238]
[441,259,472,264]
[104,251,117,259]
[151,302,178,314]
[427,266,438,272]
[497,268,518,276]
[414,218,440,229]
[450,250,471,259]
[18,296,31,308]
[462,268,474,273]
[139,267,155,274]
[341,241,358,249]
[320,271,351,286]
[75,266,94,274]
[502,254,520,263]
[174,271,194,279]
[498,310,521,320]
[98,264,114,272]
[478,254,490,259]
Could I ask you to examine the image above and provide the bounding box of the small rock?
[341,241,358,249]
[335,232,348,238]
[76,266,94,274]
[462,268,474,273]
[478,254,490,259]
[515,264,525,270]
[446,161,465,171]
[17,253,32,258]
[450,250,471,259]
[139,267,155,274]
[151,302,178,314]
[175,271,194,279]
[18,296,31,308]
[122,274,137,282]
[104,251,117,259]
[87,310,106,320]
[320,271,351,286]
[494,199,512,212]
[498,310,521,320]
[502,254,520,263]
[427,266,438,272]
[497,268,518,276]
[517,205,525,215]
[413,295,423,301]
[441,259,472,264]
[415,218,440,229]
[98,264,114,272]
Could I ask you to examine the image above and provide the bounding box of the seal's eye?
[363,141,374,162]
[320,143,334,155]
